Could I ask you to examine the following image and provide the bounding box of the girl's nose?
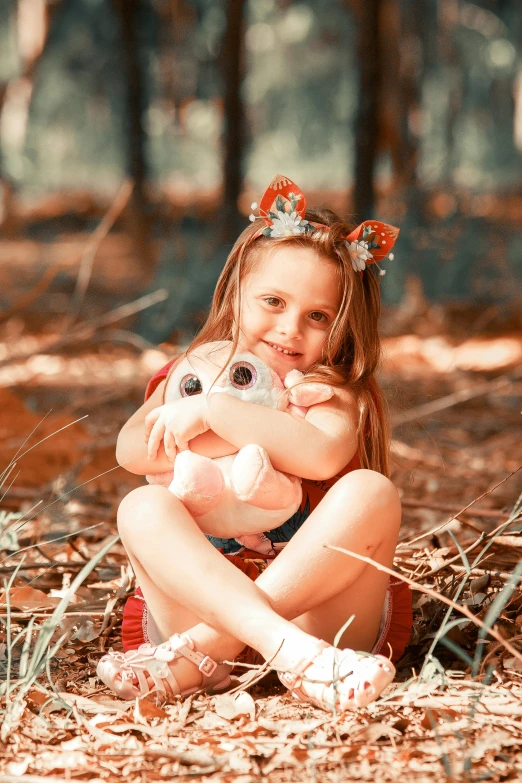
[277,313,302,339]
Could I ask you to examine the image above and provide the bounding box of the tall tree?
[112,0,154,280]
[221,0,246,242]
[352,0,383,221]
[0,0,59,236]
[397,0,423,200]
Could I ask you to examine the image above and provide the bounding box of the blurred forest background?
[0,0,521,345]
[1,5,522,776]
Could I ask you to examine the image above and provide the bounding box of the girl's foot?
[277,641,395,712]
[97,633,232,701]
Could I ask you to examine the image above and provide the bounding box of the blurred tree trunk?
[0,79,16,237]
[352,0,383,221]
[221,0,246,242]
[394,0,426,302]
[378,0,405,186]
[438,0,462,183]
[397,0,423,200]
[112,0,154,282]
[0,0,57,237]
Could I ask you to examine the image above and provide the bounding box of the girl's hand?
[144,395,210,461]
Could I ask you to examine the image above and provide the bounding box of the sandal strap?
[278,641,329,691]
[167,634,232,690]
[98,635,232,701]
[115,644,183,698]
[167,634,219,677]
[278,646,394,710]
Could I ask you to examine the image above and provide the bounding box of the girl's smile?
[238,245,341,376]
[264,339,301,358]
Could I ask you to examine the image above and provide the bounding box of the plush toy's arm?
[284,370,335,408]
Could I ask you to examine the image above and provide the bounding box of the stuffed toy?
[146,341,333,553]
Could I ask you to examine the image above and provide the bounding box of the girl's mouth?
[264,340,301,358]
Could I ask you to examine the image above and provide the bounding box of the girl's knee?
[117,484,182,536]
[332,469,401,522]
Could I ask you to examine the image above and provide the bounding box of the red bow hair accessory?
[249,174,400,274]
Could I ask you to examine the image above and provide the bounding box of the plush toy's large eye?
[180,374,203,397]
[229,361,257,389]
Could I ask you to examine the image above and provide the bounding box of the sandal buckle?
[198,655,217,677]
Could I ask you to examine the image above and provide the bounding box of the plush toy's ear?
[287,383,335,407]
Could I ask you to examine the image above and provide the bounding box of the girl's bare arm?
[116,380,237,475]
[206,388,359,481]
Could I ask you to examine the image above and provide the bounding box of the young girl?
[97,175,412,712]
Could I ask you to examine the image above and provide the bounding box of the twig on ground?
[0,610,109,619]
[223,640,284,695]
[398,467,521,548]
[324,543,522,668]
[0,288,169,371]
[449,564,514,580]
[391,440,444,467]
[0,560,109,575]
[69,179,134,322]
[401,498,510,520]
[392,366,522,426]
[422,534,487,578]
[0,263,70,324]
[1,523,104,567]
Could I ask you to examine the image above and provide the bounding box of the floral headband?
[248,174,399,275]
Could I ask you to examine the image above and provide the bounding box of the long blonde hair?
[180,208,390,476]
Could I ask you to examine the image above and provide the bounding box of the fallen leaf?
[213,691,256,721]
[38,750,89,771]
[5,757,31,776]
[503,656,522,671]
[0,586,59,611]
[350,722,402,743]
[258,717,327,736]
[469,729,519,760]
[258,695,282,718]
[420,707,458,729]
[134,695,168,721]
[60,736,87,751]
[98,720,166,737]
[26,689,51,711]
[71,619,99,642]
[196,711,232,730]
[44,692,129,715]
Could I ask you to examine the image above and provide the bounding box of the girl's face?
[238,244,341,377]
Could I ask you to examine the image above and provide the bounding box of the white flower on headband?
[269,210,309,237]
[347,239,373,272]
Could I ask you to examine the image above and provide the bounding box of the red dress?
[122,359,412,663]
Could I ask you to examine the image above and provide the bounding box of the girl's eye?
[180,374,203,396]
[309,312,327,322]
[229,361,257,389]
[265,297,282,307]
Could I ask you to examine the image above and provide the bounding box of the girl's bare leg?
[114,470,401,694]
[258,469,401,651]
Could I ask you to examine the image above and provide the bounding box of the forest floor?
[0,303,521,782]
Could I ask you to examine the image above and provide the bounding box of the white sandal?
[97,633,232,701]
[279,643,395,712]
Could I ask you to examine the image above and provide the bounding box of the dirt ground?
[1,311,522,782]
